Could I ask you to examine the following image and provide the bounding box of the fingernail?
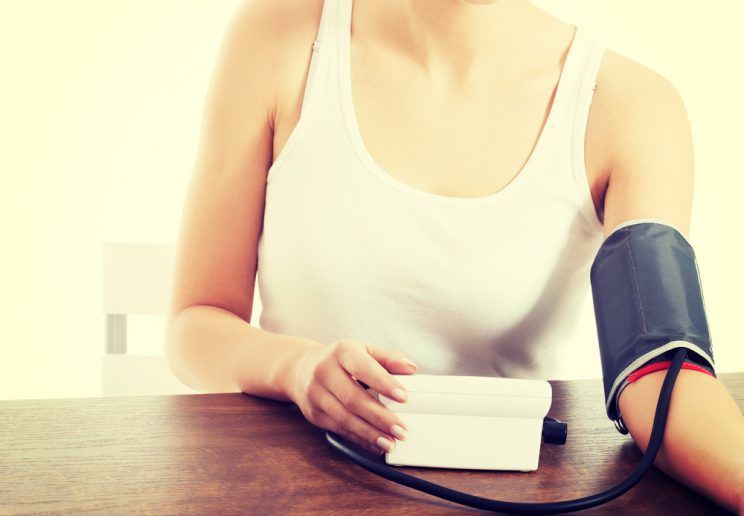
[376,436,395,452]
[390,424,407,441]
[401,358,418,370]
[392,387,409,403]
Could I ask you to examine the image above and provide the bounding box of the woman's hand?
[288,338,418,455]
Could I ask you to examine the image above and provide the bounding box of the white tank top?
[256,0,607,379]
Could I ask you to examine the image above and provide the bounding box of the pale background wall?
[1,0,742,400]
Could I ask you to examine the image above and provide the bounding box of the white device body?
[376,374,552,472]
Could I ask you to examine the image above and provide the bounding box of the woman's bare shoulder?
[590,47,689,175]
[598,49,681,102]
[228,0,327,106]
[229,0,324,46]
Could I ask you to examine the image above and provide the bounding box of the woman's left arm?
[619,370,744,513]
[596,56,744,513]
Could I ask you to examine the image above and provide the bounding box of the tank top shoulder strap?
[568,25,607,232]
[577,26,606,95]
[298,0,340,119]
[546,24,605,132]
[563,25,606,127]
[509,23,606,233]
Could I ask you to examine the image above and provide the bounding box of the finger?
[326,365,409,438]
[315,410,385,455]
[335,342,410,403]
[356,379,370,390]
[366,344,418,375]
[316,386,398,453]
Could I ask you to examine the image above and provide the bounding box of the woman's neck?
[370,0,548,81]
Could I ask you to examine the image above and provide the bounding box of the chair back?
[101,242,197,396]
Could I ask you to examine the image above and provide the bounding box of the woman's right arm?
[163,0,297,401]
[163,0,415,454]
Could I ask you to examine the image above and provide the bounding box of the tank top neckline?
[336,0,587,206]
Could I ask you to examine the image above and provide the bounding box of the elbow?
[163,308,201,391]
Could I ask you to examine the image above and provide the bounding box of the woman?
[164,0,744,511]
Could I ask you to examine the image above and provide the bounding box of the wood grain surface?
[1,373,741,515]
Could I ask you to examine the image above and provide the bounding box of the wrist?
[279,336,324,404]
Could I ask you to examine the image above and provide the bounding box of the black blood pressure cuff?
[589,220,716,434]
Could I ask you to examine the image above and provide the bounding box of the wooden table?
[1,374,742,515]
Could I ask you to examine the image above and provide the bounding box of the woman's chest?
[271,44,614,225]
[258,165,601,339]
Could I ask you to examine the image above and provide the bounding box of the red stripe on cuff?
[626,360,714,383]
